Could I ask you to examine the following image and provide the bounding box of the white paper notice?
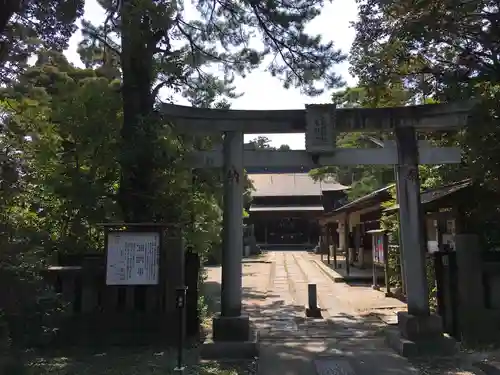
[106,232,160,285]
[427,240,439,253]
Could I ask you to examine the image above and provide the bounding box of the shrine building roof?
[249,173,347,197]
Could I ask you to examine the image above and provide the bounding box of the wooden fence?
[40,234,194,347]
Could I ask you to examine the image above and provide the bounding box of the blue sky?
[64,0,358,149]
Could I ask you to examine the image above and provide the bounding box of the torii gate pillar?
[387,126,452,356]
[395,126,430,316]
[212,131,250,341]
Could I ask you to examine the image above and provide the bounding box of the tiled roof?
[332,184,394,213]
[420,179,472,205]
[245,166,312,174]
[249,173,348,197]
[384,179,473,212]
[249,205,324,212]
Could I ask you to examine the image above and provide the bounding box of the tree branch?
[83,29,122,57]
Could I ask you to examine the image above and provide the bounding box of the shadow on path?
[203,277,418,375]
[204,275,479,375]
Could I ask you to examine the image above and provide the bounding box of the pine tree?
[80,0,347,221]
[0,0,84,85]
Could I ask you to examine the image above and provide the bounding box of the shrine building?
[246,170,348,247]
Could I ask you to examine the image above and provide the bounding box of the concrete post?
[221,131,244,317]
[372,234,378,289]
[213,131,250,342]
[395,126,429,316]
[333,225,338,269]
[343,215,350,275]
[354,224,362,268]
[327,225,331,264]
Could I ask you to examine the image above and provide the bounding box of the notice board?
[372,232,386,266]
[106,231,160,285]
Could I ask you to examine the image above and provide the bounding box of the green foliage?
[0,0,84,85]
[76,0,348,222]
[350,0,500,247]
[247,136,274,150]
[82,0,347,100]
[0,52,124,345]
[0,51,228,345]
[1,51,123,252]
[247,136,290,151]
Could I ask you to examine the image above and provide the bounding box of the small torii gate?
[163,101,473,350]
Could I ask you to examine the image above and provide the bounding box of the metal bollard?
[174,286,188,374]
[305,283,322,318]
[308,284,318,310]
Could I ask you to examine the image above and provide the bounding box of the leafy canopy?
[0,0,84,85]
[81,0,347,103]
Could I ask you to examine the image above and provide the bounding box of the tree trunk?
[0,0,20,36]
[119,0,157,222]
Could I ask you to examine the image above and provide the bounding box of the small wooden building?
[319,180,476,271]
[384,179,474,252]
[319,185,393,269]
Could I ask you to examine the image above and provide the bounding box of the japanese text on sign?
[305,105,336,153]
[106,232,160,285]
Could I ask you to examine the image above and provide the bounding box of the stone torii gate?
[163,101,473,350]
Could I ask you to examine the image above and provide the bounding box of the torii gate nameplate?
[305,104,336,153]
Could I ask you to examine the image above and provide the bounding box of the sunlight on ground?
[17,261,257,375]
[20,347,245,375]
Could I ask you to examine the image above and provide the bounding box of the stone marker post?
[213,131,250,341]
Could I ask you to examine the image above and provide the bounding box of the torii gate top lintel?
[160,100,474,135]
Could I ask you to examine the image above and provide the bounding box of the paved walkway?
[253,251,416,375]
[204,251,479,375]
[312,254,384,282]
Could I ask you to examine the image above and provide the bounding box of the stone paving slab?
[204,251,482,374]
[258,337,420,375]
[314,358,356,375]
[253,251,421,375]
[470,362,500,375]
[314,255,384,282]
[308,253,406,319]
